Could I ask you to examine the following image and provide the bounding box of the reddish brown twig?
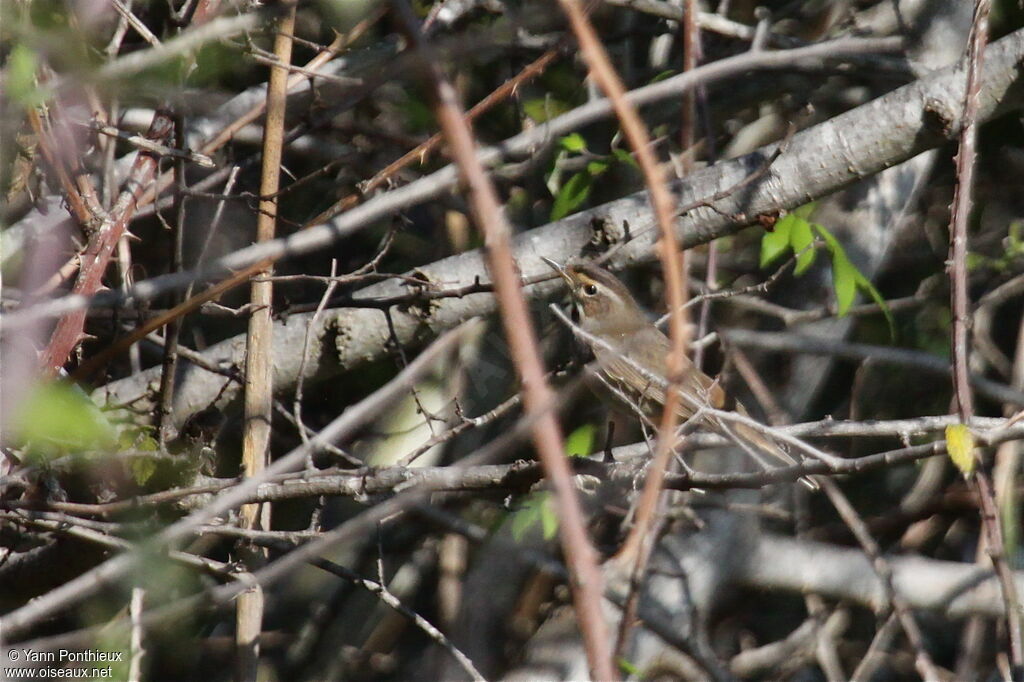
[39,110,174,373]
[948,2,1024,676]
[554,0,686,586]
[25,107,103,230]
[304,45,564,228]
[390,2,615,679]
[69,260,270,382]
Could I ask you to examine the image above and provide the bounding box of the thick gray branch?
[740,533,1024,619]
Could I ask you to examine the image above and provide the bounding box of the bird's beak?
[540,256,572,285]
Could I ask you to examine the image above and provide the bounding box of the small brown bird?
[543,257,814,488]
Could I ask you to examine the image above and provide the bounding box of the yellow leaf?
[945,424,976,476]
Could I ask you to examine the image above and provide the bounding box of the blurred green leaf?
[586,159,610,175]
[15,381,115,455]
[540,497,558,539]
[118,426,159,452]
[401,92,434,133]
[523,97,571,123]
[565,423,596,458]
[510,492,558,541]
[130,456,158,486]
[760,214,794,268]
[611,148,638,168]
[7,44,42,106]
[550,170,593,221]
[618,658,642,676]
[559,133,587,153]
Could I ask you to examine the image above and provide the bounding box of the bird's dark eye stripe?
[583,283,598,296]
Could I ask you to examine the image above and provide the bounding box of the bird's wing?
[593,327,723,420]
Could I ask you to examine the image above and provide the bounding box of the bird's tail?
[724,419,819,491]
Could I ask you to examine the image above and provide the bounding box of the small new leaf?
[789,217,817,275]
[612,148,638,168]
[550,170,593,221]
[831,252,858,316]
[945,423,976,476]
[814,224,895,336]
[760,214,795,268]
[130,456,158,486]
[510,493,559,541]
[565,423,596,458]
[559,133,587,153]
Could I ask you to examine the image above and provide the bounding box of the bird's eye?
[583,283,598,296]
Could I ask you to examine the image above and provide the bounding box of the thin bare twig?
[294,260,340,455]
[306,45,565,227]
[818,478,941,681]
[309,557,486,681]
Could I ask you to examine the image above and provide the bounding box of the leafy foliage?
[547,134,638,220]
[510,491,559,541]
[761,204,895,335]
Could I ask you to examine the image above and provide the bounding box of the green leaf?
[813,224,895,337]
[813,224,856,316]
[618,658,642,676]
[509,497,540,542]
[760,214,795,268]
[509,493,559,541]
[119,427,159,452]
[792,202,818,219]
[130,456,158,486]
[830,251,858,316]
[401,93,434,133]
[523,97,570,123]
[966,252,990,272]
[540,496,559,540]
[565,423,596,458]
[586,159,610,175]
[15,381,115,455]
[7,44,42,107]
[945,424,976,476]
[788,217,817,275]
[550,170,593,221]
[559,133,587,153]
[611,148,638,169]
